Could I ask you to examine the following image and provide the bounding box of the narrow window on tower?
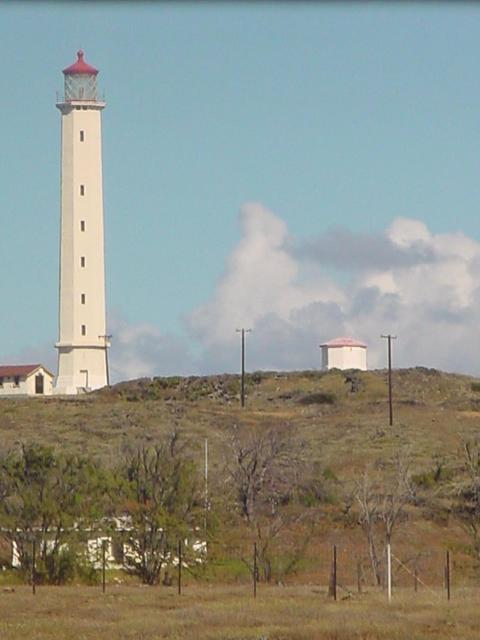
[80,185,85,196]
[80,220,85,232]
[81,293,86,305]
[81,256,85,267]
[81,325,86,336]
[80,130,85,142]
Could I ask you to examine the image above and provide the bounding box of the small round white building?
[320,336,367,371]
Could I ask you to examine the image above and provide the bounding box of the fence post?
[32,539,36,596]
[178,539,182,596]
[102,539,106,594]
[386,543,392,603]
[253,542,257,599]
[414,566,418,593]
[446,550,451,601]
[357,559,362,594]
[329,545,337,601]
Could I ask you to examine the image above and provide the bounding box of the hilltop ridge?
[1,367,479,467]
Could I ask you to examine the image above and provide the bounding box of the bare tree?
[354,452,413,586]
[453,438,480,559]
[229,423,299,524]
[355,472,382,586]
[225,422,316,583]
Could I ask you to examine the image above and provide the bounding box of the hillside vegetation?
[2,366,479,468]
[2,367,480,586]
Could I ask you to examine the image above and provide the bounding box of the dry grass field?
[0,583,477,639]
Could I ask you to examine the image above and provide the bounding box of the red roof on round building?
[320,336,367,349]
[63,50,98,76]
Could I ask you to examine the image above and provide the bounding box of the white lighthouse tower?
[54,50,109,394]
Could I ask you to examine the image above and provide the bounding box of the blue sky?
[2,3,480,380]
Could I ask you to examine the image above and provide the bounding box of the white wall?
[322,346,367,371]
[55,98,108,394]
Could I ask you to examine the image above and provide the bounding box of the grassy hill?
[2,366,480,585]
[2,366,480,467]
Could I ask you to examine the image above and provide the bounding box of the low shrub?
[154,376,182,390]
[297,392,336,406]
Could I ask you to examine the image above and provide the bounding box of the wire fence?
[17,538,477,602]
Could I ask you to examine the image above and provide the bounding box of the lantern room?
[62,50,99,101]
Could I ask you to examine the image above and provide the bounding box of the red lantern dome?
[63,50,99,76]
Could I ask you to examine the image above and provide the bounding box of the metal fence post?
[32,539,36,596]
[387,544,392,602]
[178,539,182,595]
[253,542,257,599]
[446,550,451,601]
[332,545,337,601]
[102,539,106,594]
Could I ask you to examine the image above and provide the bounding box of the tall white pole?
[387,543,392,602]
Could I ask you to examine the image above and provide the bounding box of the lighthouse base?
[54,344,108,395]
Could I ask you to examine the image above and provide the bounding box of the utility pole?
[236,328,251,408]
[204,437,208,537]
[99,334,112,386]
[381,334,397,426]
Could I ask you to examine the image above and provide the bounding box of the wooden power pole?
[236,328,251,407]
[381,334,397,426]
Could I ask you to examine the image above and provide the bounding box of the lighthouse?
[54,50,109,394]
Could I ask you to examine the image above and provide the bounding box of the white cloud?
[189,207,480,375]
[108,312,194,382]
[11,204,480,381]
[387,217,431,248]
[189,202,344,346]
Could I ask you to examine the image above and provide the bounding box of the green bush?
[298,392,336,406]
[30,546,99,585]
[247,372,263,385]
[154,376,182,390]
[75,559,100,586]
[413,458,452,489]
[322,467,338,482]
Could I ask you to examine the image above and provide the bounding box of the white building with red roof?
[0,365,54,397]
[320,337,367,371]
